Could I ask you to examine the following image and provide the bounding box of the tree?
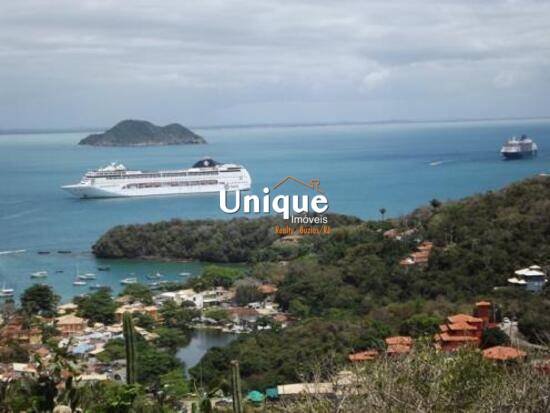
[231,360,243,413]
[189,265,245,291]
[75,287,117,324]
[203,307,230,323]
[430,198,442,210]
[288,299,310,318]
[20,285,60,317]
[379,208,387,221]
[121,284,153,305]
[399,314,441,337]
[133,312,156,330]
[234,285,263,306]
[160,300,199,330]
[159,369,190,400]
[155,327,190,352]
[481,328,510,349]
[123,312,137,385]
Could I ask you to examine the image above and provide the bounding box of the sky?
[1,0,550,129]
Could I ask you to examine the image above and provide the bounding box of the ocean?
[0,119,549,302]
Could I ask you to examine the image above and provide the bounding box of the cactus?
[123,312,137,385]
[231,360,243,413]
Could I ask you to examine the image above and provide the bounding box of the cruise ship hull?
[62,182,250,199]
[501,150,537,160]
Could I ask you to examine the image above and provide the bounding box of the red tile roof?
[482,346,526,361]
[385,336,413,346]
[447,314,483,324]
[258,284,278,295]
[438,333,478,342]
[387,344,411,354]
[447,321,478,331]
[348,350,379,362]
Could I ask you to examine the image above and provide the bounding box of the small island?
[78,119,207,147]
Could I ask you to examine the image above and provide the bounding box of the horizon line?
[2,115,550,135]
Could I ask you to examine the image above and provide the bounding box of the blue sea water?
[0,119,549,302]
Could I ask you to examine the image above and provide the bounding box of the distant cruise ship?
[62,158,251,198]
[500,135,538,160]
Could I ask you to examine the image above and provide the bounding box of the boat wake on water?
[0,249,26,255]
[0,208,40,220]
[428,160,453,166]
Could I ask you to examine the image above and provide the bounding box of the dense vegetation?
[192,177,550,390]
[190,318,391,392]
[92,213,361,262]
[275,346,550,413]
[79,119,206,146]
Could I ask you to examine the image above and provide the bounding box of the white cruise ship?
[500,135,538,159]
[62,158,251,198]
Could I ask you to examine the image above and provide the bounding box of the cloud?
[362,69,390,91]
[0,0,549,128]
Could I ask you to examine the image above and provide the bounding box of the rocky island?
[78,119,207,146]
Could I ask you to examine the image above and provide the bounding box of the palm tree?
[379,208,386,221]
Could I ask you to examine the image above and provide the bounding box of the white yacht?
[62,158,251,199]
[31,271,48,278]
[0,284,14,298]
[121,277,138,285]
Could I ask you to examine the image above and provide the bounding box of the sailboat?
[73,264,87,286]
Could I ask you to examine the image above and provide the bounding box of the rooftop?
[447,314,483,324]
[482,346,526,361]
[385,336,413,346]
[438,332,478,342]
[348,350,379,362]
[447,321,478,331]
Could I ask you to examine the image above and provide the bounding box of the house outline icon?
[272,176,325,195]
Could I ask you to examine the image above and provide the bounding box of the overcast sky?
[1,0,550,129]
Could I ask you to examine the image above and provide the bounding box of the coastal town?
[0,249,549,411]
[0,272,290,388]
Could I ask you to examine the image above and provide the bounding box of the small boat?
[179,272,191,277]
[97,266,111,271]
[57,250,72,254]
[0,284,14,298]
[31,271,48,278]
[146,272,163,280]
[73,280,87,286]
[121,277,138,285]
[89,284,104,290]
[149,281,169,290]
[37,251,50,255]
[79,273,96,280]
[55,270,64,274]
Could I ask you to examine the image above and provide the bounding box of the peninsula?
[78,119,207,146]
